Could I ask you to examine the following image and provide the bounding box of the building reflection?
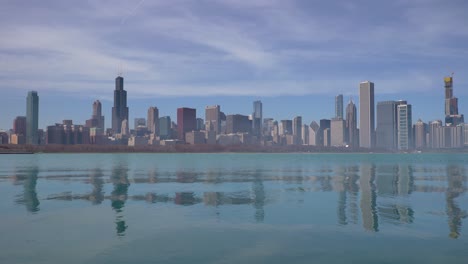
[445,164,467,239]
[376,164,414,224]
[13,166,40,213]
[252,169,265,223]
[360,163,378,232]
[335,165,359,226]
[88,168,104,205]
[110,161,130,237]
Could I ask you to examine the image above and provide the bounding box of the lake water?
[0,153,467,263]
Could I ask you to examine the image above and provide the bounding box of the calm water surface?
[0,153,467,263]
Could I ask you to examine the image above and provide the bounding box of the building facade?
[205,105,221,135]
[397,103,412,150]
[177,108,196,141]
[226,114,251,134]
[147,106,159,136]
[414,119,426,149]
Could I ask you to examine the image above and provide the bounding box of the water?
[0,153,467,263]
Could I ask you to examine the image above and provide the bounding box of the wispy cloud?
[0,0,467,98]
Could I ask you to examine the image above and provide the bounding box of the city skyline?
[1,0,468,130]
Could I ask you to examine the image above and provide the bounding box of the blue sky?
[1,0,467,130]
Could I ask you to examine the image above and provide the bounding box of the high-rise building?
[464,124,468,147]
[376,101,398,150]
[112,76,129,134]
[92,100,105,131]
[331,118,346,147]
[205,105,221,135]
[444,76,464,126]
[335,94,344,119]
[13,116,27,136]
[301,124,309,145]
[252,101,263,139]
[308,121,320,146]
[159,116,171,140]
[177,107,196,141]
[414,119,426,149]
[319,119,331,146]
[147,107,159,135]
[279,120,293,135]
[359,81,375,148]
[26,91,39,145]
[292,116,302,144]
[346,99,358,147]
[226,114,251,134]
[397,103,412,150]
[428,120,442,149]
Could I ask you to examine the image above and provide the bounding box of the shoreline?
[0,144,467,154]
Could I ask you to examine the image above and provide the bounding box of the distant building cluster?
[2,75,467,150]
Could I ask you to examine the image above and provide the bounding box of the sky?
[1,0,468,130]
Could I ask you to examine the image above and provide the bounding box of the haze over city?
[1,0,467,131]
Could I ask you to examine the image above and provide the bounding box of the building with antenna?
[112,75,129,134]
[444,75,464,126]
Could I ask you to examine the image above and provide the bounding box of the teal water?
[0,153,467,263]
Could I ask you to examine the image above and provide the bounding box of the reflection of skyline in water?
[446,165,467,239]
[13,166,40,213]
[110,160,130,237]
[4,157,468,238]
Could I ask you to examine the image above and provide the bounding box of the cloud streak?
[0,0,467,98]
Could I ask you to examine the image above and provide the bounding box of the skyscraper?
[376,101,398,150]
[13,116,27,135]
[92,100,105,132]
[147,107,159,136]
[177,107,196,141]
[414,119,426,149]
[444,76,464,126]
[252,101,263,139]
[226,114,251,134]
[335,94,344,119]
[112,76,129,134]
[331,118,346,146]
[292,116,302,144]
[359,81,375,148]
[308,121,320,146]
[205,105,221,134]
[346,99,358,147]
[26,91,39,145]
[397,103,412,150]
[159,116,171,140]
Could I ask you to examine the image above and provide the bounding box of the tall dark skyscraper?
[335,94,344,119]
[26,91,39,145]
[252,101,263,139]
[444,76,464,126]
[346,99,358,147]
[112,76,129,134]
[177,107,196,141]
